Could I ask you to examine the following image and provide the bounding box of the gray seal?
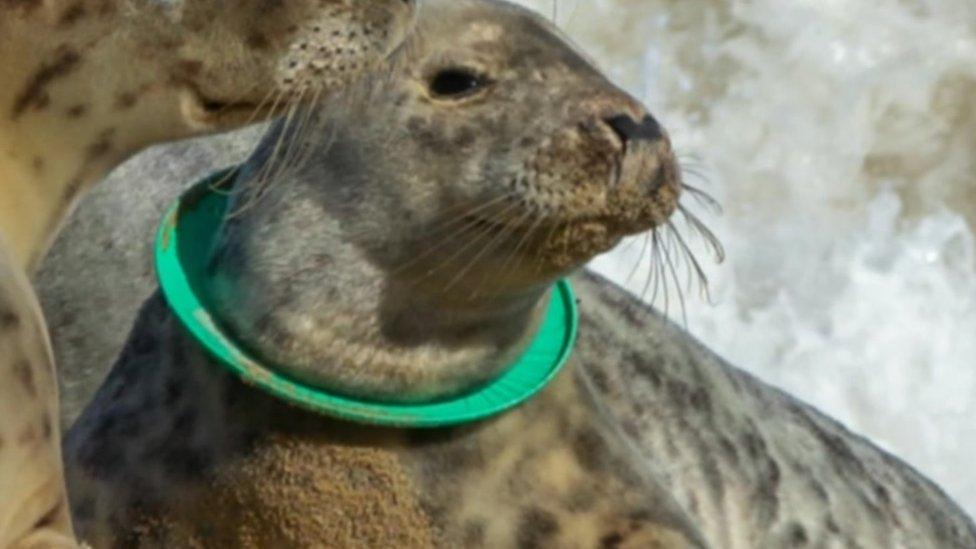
[41,0,976,548]
[62,0,708,546]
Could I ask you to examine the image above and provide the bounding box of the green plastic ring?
[155,169,579,428]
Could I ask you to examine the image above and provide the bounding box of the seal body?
[574,271,976,548]
[63,278,976,548]
[63,0,709,545]
[40,1,976,549]
[63,292,703,548]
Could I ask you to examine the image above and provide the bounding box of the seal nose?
[604,114,663,146]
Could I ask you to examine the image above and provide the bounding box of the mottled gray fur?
[64,289,703,547]
[40,125,267,427]
[59,0,708,546]
[39,1,976,548]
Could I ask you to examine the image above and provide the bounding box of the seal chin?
[539,220,625,271]
[480,149,683,278]
[461,213,650,282]
[175,83,270,130]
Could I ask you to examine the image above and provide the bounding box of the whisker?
[677,204,726,263]
[653,235,665,313]
[500,214,540,270]
[679,164,707,177]
[668,220,714,304]
[617,234,641,257]
[394,196,522,278]
[238,85,281,130]
[253,82,288,118]
[482,209,535,278]
[680,183,723,215]
[420,216,508,287]
[666,225,693,294]
[263,99,305,181]
[228,89,296,217]
[402,194,516,241]
[624,233,650,288]
[206,167,241,196]
[392,217,495,276]
[676,151,704,165]
[534,219,563,276]
[457,213,527,296]
[502,213,545,282]
[274,92,321,181]
[661,226,688,327]
[425,193,517,226]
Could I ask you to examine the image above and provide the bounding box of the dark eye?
[429,68,486,98]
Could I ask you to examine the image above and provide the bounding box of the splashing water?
[513,0,976,514]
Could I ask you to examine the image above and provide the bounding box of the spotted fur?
[64,293,703,547]
[63,1,707,546]
[40,1,976,548]
[576,270,976,548]
[0,0,414,545]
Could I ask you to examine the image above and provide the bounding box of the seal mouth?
[460,212,635,271]
[464,212,643,238]
[179,79,273,128]
[195,95,267,125]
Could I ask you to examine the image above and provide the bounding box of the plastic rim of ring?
[154,168,579,428]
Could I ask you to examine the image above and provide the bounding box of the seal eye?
[429,68,485,98]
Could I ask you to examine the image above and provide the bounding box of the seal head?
[148,0,419,128]
[205,0,683,402]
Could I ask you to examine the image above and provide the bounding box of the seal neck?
[154,171,578,427]
[201,170,556,404]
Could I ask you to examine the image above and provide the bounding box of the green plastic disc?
[155,170,579,428]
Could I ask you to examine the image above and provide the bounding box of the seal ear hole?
[428,68,487,99]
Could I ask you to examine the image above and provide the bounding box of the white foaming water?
[513,0,976,514]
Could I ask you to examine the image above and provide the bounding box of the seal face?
[202,0,689,402]
[167,0,418,128]
[361,0,681,280]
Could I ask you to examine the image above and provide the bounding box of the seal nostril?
[604,115,630,146]
[604,114,663,145]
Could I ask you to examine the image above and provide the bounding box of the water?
[513,0,976,514]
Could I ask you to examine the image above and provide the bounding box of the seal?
[0,0,415,545]
[43,1,976,548]
[576,273,976,547]
[62,0,708,546]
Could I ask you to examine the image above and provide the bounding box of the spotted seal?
[62,0,708,546]
[44,1,976,548]
[0,0,414,545]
